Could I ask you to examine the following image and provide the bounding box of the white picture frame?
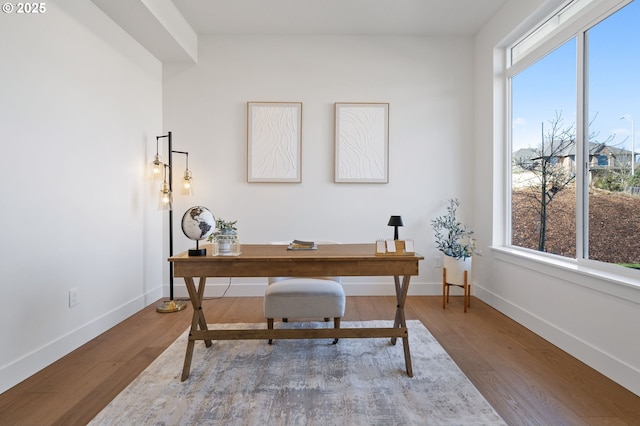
[335,102,389,183]
[247,102,302,183]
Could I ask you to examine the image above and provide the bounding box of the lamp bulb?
[160,183,171,202]
[151,155,163,177]
[182,169,193,193]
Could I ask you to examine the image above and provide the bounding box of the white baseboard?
[474,284,640,398]
[168,281,441,298]
[0,287,162,395]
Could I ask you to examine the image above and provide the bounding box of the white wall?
[162,35,477,297]
[473,0,640,396]
[0,1,163,393]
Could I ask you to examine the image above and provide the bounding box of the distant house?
[513,141,636,174]
[588,143,635,171]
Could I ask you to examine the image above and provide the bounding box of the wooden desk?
[169,243,423,381]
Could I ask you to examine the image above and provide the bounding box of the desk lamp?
[387,215,404,240]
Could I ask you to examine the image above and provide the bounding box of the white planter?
[215,233,238,255]
[443,256,472,285]
[218,240,231,254]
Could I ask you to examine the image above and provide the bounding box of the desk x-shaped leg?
[181,276,211,381]
[391,275,413,377]
[178,274,414,380]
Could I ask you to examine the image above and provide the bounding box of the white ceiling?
[172,0,508,36]
[91,0,508,62]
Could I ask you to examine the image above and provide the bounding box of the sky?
[512,0,639,152]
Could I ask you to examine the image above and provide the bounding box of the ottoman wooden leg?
[333,317,341,344]
[267,318,274,344]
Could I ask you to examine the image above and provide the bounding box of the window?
[598,155,608,166]
[508,0,640,269]
[510,0,596,65]
[511,39,577,256]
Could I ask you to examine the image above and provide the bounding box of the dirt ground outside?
[512,186,640,265]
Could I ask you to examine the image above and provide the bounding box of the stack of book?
[287,240,318,250]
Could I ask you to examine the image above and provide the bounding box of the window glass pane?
[511,39,577,256]
[586,1,640,268]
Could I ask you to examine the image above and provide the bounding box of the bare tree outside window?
[512,112,576,253]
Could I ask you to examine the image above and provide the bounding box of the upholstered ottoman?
[264,277,346,344]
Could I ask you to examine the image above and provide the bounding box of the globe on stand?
[181,206,215,256]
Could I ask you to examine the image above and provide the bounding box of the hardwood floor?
[1,296,639,425]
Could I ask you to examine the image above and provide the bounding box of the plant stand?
[442,256,471,313]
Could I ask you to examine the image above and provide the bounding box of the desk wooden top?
[170,243,422,260]
[169,243,423,277]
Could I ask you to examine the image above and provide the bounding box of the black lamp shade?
[387,216,404,227]
[387,215,404,240]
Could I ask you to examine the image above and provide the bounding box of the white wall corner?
[91,0,198,63]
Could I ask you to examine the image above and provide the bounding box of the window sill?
[491,246,640,304]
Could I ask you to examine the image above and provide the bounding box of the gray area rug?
[90,321,505,425]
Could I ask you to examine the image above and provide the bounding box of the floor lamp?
[152,131,193,313]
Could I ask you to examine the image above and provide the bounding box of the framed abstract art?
[247,102,302,183]
[335,102,389,183]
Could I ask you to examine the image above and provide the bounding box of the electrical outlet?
[69,288,79,307]
[433,257,442,268]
